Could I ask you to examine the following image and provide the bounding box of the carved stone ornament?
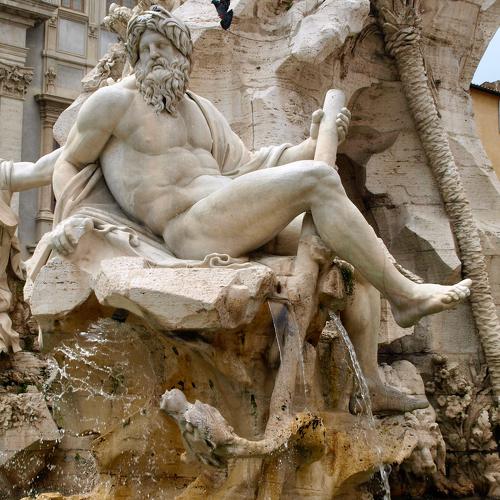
[44,68,56,94]
[81,43,127,92]
[88,24,98,38]
[0,63,33,100]
[102,0,187,40]
[426,355,500,497]
[102,3,133,40]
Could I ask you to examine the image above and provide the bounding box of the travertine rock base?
[0,392,60,497]
[25,269,424,499]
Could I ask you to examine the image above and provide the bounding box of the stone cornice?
[0,62,33,99]
[0,42,29,67]
[35,93,72,126]
[0,0,58,22]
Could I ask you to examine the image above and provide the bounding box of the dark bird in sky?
[211,0,233,30]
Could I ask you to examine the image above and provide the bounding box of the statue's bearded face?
[135,30,190,115]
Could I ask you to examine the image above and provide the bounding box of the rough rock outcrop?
[0,392,59,497]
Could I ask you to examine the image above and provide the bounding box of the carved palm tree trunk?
[373,0,500,402]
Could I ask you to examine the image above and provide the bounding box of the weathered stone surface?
[28,258,93,320]
[21,493,90,500]
[288,0,370,64]
[0,392,59,494]
[281,411,417,498]
[0,351,47,392]
[94,257,275,330]
[33,433,97,497]
[378,298,413,346]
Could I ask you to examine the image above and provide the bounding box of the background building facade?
[0,0,135,257]
[470,81,500,180]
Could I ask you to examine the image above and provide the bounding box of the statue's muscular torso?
[92,77,232,236]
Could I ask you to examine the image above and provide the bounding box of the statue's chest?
[117,99,211,155]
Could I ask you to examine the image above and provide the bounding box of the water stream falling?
[268,300,309,404]
[268,300,285,365]
[329,312,391,500]
[267,300,391,497]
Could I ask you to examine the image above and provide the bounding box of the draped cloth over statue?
[26,91,291,284]
[0,160,23,352]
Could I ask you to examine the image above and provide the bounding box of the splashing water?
[45,319,157,435]
[36,318,169,497]
[329,312,391,500]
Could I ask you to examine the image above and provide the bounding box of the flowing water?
[268,300,309,404]
[39,319,163,497]
[268,300,286,365]
[329,312,391,500]
[267,301,390,497]
[47,319,156,419]
[40,306,388,497]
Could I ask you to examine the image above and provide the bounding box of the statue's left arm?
[191,92,349,176]
[276,107,350,165]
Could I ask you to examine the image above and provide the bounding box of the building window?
[57,18,87,56]
[61,0,84,11]
[56,63,84,91]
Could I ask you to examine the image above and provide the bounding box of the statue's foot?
[390,279,471,328]
[350,383,429,415]
[369,383,429,415]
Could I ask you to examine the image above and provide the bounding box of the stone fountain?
[0,1,499,499]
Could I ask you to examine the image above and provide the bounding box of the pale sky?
[472,28,500,85]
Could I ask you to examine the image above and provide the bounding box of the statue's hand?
[50,216,94,256]
[336,107,351,144]
[308,106,351,148]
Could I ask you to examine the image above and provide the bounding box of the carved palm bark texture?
[373,0,500,403]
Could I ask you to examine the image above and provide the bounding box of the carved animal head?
[160,388,189,416]
[403,410,446,477]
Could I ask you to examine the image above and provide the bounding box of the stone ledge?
[94,258,276,330]
[28,257,277,331]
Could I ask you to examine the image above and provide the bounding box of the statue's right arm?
[52,86,129,199]
[8,148,62,192]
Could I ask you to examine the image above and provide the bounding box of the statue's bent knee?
[307,161,341,188]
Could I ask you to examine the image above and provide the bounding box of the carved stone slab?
[28,258,93,320]
[94,257,276,330]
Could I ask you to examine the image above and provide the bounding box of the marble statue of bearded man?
[30,6,470,348]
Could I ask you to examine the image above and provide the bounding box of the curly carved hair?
[125,5,193,68]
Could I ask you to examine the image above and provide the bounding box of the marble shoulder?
[77,79,135,132]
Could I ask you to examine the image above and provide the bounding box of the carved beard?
[135,56,190,115]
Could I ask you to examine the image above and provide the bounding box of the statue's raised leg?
[162,124,471,329]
